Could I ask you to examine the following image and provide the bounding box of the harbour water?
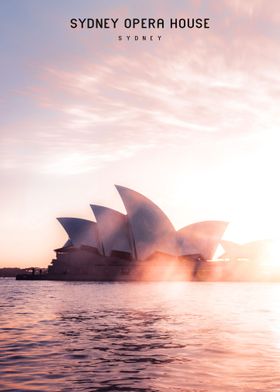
[1,279,280,391]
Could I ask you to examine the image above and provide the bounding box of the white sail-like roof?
[90,205,132,256]
[63,239,73,248]
[177,221,228,260]
[221,239,273,261]
[220,240,240,257]
[115,185,177,260]
[57,217,101,251]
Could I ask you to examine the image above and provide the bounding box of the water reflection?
[57,308,184,391]
[1,280,280,391]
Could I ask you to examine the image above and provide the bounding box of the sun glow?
[260,240,280,271]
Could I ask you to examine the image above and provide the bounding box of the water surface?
[1,280,280,391]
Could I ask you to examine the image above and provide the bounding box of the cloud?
[1,0,280,177]
[1,0,280,266]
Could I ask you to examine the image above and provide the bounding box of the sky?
[1,0,280,267]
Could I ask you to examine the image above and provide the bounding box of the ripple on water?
[1,280,280,391]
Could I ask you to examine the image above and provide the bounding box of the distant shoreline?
[0,267,47,278]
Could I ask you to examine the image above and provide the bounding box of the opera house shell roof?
[56,185,228,262]
[57,218,102,251]
[90,205,132,257]
[221,239,274,262]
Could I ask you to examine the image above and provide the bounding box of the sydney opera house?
[47,185,229,281]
